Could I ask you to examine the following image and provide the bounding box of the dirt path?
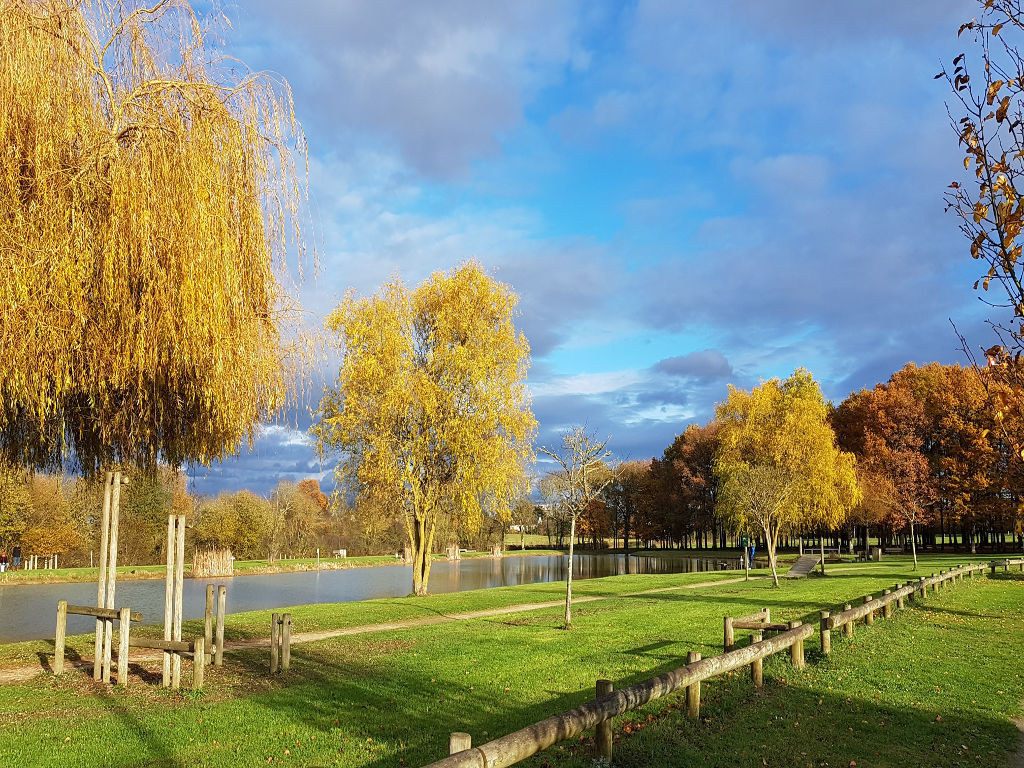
[1010,716,1024,768]
[0,576,748,685]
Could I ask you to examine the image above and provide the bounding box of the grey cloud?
[235,0,584,178]
[654,349,732,380]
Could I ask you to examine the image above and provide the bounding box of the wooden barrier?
[723,608,771,651]
[56,600,141,684]
[425,623,814,768]
[128,636,205,690]
[823,564,988,644]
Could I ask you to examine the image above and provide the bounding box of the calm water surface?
[0,553,739,643]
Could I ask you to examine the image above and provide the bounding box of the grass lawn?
[0,557,1020,767]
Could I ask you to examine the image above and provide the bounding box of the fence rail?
[422,558,1012,767]
[425,622,813,768]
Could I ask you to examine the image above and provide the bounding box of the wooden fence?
[423,560,1003,768]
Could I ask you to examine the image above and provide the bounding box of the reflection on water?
[0,552,739,643]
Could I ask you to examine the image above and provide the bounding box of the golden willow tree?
[0,0,308,473]
[312,262,536,596]
[714,369,859,586]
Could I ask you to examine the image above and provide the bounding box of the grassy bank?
[0,558,1021,767]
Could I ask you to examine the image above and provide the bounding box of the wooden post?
[932,573,939,593]
[215,585,226,667]
[102,471,123,684]
[686,652,701,719]
[882,589,892,619]
[788,621,804,668]
[723,616,734,652]
[843,604,853,638]
[750,631,763,687]
[94,472,112,681]
[282,613,291,671]
[204,584,214,666]
[449,733,472,755]
[193,638,205,690]
[896,583,905,610]
[918,578,926,599]
[595,679,613,761]
[864,596,874,626]
[162,514,175,687]
[990,561,996,576]
[55,600,67,675]
[271,613,280,673]
[172,514,185,690]
[820,611,831,656]
[117,606,131,686]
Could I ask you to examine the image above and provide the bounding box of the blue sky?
[189,0,991,496]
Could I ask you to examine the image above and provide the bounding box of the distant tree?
[715,369,859,585]
[312,262,536,595]
[0,463,30,550]
[539,427,614,628]
[510,497,538,550]
[604,460,651,568]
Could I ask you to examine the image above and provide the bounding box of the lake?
[0,552,740,643]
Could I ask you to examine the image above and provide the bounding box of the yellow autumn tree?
[312,262,536,595]
[714,369,859,585]
[0,0,308,473]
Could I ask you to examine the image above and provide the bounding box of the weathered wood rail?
[423,622,813,768]
[423,559,1003,767]
[989,557,1024,575]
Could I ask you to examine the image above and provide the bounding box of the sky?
[188,0,992,496]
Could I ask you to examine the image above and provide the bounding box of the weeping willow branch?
[0,0,312,473]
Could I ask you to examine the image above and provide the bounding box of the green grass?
[0,557,1020,768]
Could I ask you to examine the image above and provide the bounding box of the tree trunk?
[564,516,576,628]
[819,536,826,576]
[763,523,779,587]
[623,511,632,575]
[909,517,918,570]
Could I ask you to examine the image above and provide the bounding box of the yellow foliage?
[0,0,309,473]
[715,368,859,584]
[312,262,536,595]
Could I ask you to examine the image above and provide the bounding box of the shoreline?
[0,548,567,588]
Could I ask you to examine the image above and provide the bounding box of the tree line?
[0,470,341,566]
[541,362,1024,573]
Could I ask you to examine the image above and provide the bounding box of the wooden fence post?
[864,596,874,626]
[282,613,291,671]
[896,584,905,610]
[882,589,892,619]
[94,472,112,682]
[751,631,763,687]
[193,638,205,690]
[596,679,613,761]
[205,585,214,666]
[819,611,831,656]
[172,513,185,690]
[918,578,926,599]
[686,652,701,719]
[843,604,853,638]
[449,733,472,755]
[215,585,226,667]
[723,616,734,652]
[117,606,131,686]
[271,613,280,674]
[162,514,175,688]
[788,622,804,669]
[55,600,67,675]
